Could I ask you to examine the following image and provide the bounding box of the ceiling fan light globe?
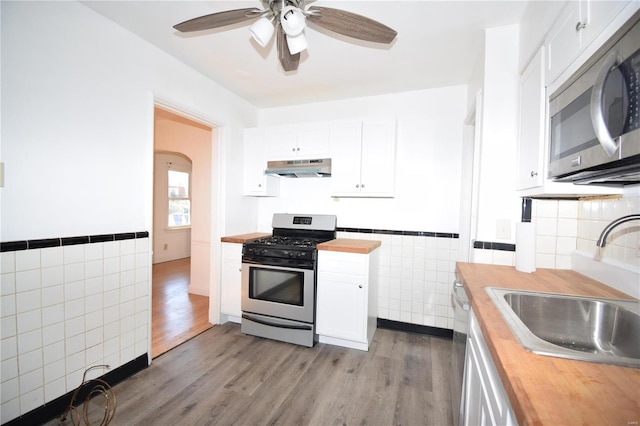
[286,32,307,55]
[249,17,274,47]
[280,6,305,36]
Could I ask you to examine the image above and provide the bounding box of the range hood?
[265,158,331,178]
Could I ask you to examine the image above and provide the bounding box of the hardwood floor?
[151,258,212,358]
[50,323,454,425]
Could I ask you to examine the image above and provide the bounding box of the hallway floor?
[152,257,212,358]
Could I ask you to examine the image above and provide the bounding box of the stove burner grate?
[250,236,324,248]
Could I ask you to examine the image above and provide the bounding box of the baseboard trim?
[377,318,453,339]
[5,354,149,426]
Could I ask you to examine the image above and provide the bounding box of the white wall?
[1,1,257,242]
[0,1,257,422]
[474,25,521,245]
[256,87,468,233]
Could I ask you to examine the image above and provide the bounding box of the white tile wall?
[0,238,150,424]
[469,193,639,272]
[577,195,640,268]
[337,231,458,330]
[533,199,579,269]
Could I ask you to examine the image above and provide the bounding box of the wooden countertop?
[456,262,639,426]
[220,233,270,244]
[317,238,381,254]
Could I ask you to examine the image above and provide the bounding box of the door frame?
[145,92,227,361]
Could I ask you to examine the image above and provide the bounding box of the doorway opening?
[152,107,214,357]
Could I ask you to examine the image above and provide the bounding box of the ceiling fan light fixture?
[280,6,306,36]
[249,16,275,47]
[286,31,307,54]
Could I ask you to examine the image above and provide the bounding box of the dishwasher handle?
[452,280,471,311]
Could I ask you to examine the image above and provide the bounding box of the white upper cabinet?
[581,0,632,52]
[545,1,583,86]
[516,47,623,198]
[517,47,546,191]
[546,0,631,87]
[330,117,396,197]
[243,128,280,197]
[265,122,331,161]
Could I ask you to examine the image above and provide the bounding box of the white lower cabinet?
[463,310,517,426]
[220,242,242,323]
[316,249,378,351]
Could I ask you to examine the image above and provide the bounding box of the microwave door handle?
[590,50,620,158]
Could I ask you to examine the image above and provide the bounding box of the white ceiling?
[84,1,529,108]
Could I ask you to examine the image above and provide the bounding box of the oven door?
[241,261,315,324]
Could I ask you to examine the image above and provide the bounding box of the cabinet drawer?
[318,251,368,276]
[222,242,242,259]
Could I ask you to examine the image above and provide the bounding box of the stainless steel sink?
[487,288,640,368]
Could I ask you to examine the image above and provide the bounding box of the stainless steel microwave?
[548,14,640,185]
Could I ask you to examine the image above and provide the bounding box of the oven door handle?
[590,49,622,158]
[242,314,313,331]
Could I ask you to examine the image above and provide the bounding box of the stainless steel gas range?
[241,213,337,347]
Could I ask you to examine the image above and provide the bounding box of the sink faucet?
[596,214,640,247]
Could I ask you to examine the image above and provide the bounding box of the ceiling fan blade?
[174,8,260,32]
[307,6,397,44]
[277,24,300,72]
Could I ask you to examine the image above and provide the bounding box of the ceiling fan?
[173,0,397,72]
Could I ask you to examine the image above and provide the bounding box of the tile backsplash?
[0,235,150,424]
[337,231,458,330]
[471,193,640,271]
[577,196,640,268]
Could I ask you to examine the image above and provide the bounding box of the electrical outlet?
[163,243,168,250]
[496,219,511,239]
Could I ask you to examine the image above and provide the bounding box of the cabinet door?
[317,251,368,343]
[546,1,583,85]
[517,47,546,191]
[221,243,242,317]
[330,120,364,196]
[463,311,517,426]
[316,272,366,342]
[243,128,279,196]
[297,122,331,159]
[581,0,629,50]
[265,126,299,160]
[360,117,396,197]
[464,340,498,426]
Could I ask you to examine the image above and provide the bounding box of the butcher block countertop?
[220,233,270,244]
[317,238,381,254]
[456,262,640,426]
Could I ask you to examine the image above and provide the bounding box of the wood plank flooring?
[50,323,454,425]
[151,258,212,358]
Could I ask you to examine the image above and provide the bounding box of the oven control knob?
[296,252,304,258]
[287,251,294,258]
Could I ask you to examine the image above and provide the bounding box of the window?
[168,169,191,227]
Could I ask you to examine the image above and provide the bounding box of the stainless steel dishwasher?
[450,276,470,426]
